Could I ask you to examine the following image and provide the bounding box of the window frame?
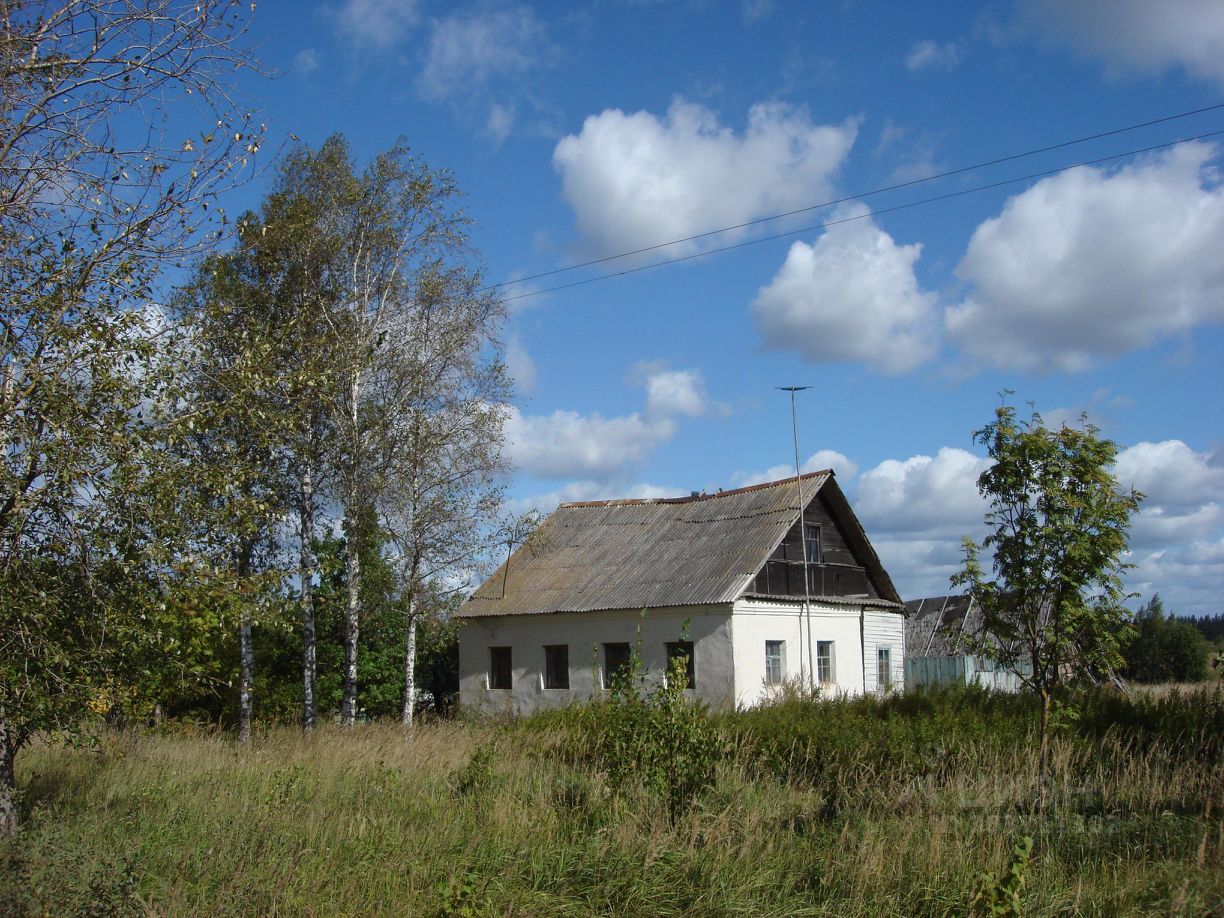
[764,640,786,685]
[488,646,512,690]
[804,524,822,564]
[543,644,569,690]
[816,640,835,685]
[877,646,892,691]
[665,640,696,689]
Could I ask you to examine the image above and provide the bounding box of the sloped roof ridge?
[559,470,832,509]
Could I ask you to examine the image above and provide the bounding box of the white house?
[457,471,906,714]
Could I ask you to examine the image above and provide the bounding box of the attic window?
[804,524,821,563]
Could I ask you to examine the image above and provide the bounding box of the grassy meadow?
[2,685,1222,917]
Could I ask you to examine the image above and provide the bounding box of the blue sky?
[225,0,1223,612]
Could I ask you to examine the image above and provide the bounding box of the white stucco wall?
[730,597,868,707]
[863,608,905,693]
[458,605,735,716]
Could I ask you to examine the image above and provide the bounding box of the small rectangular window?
[877,646,892,691]
[764,640,785,685]
[602,642,632,689]
[804,524,821,563]
[488,646,512,690]
[544,645,569,689]
[665,640,695,689]
[816,640,835,685]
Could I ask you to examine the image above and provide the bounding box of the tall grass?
[3,686,1221,916]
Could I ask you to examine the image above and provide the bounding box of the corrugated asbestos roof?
[459,472,903,618]
[903,595,981,656]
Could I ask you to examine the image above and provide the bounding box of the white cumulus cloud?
[645,369,708,418]
[502,367,710,480]
[553,99,858,257]
[1114,440,1224,510]
[732,450,859,489]
[947,142,1224,372]
[503,406,675,480]
[849,438,1224,611]
[1128,538,1224,613]
[1023,0,1224,89]
[418,5,546,101]
[1113,440,1224,550]
[849,446,991,603]
[752,207,940,373]
[855,448,990,538]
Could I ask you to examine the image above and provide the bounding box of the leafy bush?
[575,644,723,820]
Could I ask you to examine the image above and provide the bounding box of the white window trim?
[764,639,786,685]
[816,640,835,685]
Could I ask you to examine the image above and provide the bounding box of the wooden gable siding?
[749,492,880,599]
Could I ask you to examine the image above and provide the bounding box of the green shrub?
[581,643,723,820]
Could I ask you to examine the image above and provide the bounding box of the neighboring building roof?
[904,595,982,656]
[459,472,903,618]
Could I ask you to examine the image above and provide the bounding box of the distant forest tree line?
[1121,596,1221,684]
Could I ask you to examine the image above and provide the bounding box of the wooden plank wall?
[749,493,880,599]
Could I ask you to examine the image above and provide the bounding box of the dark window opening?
[544,644,569,689]
[489,646,512,690]
[603,642,632,688]
[665,640,696,689]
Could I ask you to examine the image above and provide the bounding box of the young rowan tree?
[954,404,1142,785]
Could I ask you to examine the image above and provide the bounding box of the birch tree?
[304,136,508,728]
[172,237,305,743]
[178,145,346,731]
[379,267,508,727]
[0,0,260,835]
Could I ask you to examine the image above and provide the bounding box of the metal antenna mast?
[778,386,815,694]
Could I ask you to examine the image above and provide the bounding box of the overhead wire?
[500,124,1224,305]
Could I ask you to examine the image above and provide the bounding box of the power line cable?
[501,126,1224,305]
[489,101,1224,295]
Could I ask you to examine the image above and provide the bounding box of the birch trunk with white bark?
[341,370,363,727]
[299,463,317,732]
[237,542,255,744]
[402,594,418,729]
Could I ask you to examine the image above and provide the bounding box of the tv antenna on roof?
[777,386,815,693]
